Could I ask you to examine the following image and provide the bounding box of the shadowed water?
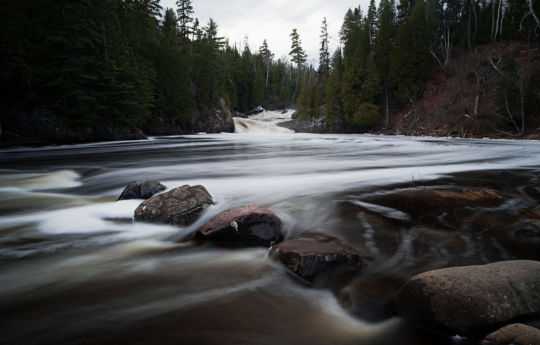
[1,111,539,345]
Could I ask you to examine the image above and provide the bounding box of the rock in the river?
[484,323,540,345]
[118,182,141,200]
[270,233,371,283]
[118,180,166,200]
[338,274,404,321]
[368,188,504,227]
[197,205,283,247]
[394,260,540,335]
[134,185,212,225]
[140,180,166,199]
[247,106,265,115]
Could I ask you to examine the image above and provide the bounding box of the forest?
[0,0,539,142]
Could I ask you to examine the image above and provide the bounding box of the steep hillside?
[371,42,540,139]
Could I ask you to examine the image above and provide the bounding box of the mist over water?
[1,111,539,344]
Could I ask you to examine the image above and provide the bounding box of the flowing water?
[1,110,540,345]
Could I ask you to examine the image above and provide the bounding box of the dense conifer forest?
[1,0,539,143]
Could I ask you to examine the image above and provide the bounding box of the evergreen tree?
[176,0,194,39]
[389,1,429,107]
[367,0,378,48]
[289,28,307,68]
[397,0,415,24]
[155,8,193,124]
[325,48,345,124]
[318,17,331,80]
[374,0,396,128]
[259,39,274,87]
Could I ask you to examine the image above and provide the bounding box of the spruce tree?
[389,1,429,107]
[374,0,396,128]
[318,18,331,80]
[259,39,274,87]
[367,0,378,48]
[325,48,344,124]
[176,0,194,39]
[289,28,307,69]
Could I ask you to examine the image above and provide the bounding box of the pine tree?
[374,0,396,128]
[367,0,378,48]
[155,8,193,124]
[318,17,331,80]
[259,39,274,87]
[397,0,415,24]
[176,0,193,39]
[325,48,344,124]
[289,28,307,69]
[389,1,429,107]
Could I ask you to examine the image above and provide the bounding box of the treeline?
[0,0,299,131]
[296,0,540,131]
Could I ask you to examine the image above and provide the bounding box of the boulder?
[485,323,540,345]
[338,274,404,321]
[368,188,504,227]
[134,185,212,225]
[118,180,166,200]
[197,205,283,247]
[118,182,141,200]
[394,260,540,335]
[247,106,265,115]
[270,233,371,283]
[140,180,166,199]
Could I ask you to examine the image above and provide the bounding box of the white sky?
[160,0,371,66]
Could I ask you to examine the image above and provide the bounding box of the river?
[1,110,539,345]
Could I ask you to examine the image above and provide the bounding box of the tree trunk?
[385,87,389,129]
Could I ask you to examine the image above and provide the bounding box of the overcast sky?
[161,0,371,66]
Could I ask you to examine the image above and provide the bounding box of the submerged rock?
[197,205,283,247]
[270,233,371,284]
[118,180,166,201]
[484,323,540,345]
[368,188,504,226]
[338,274,404,322]
[134,185,212,225]
[247,106,265,115]
[394,260,540,335]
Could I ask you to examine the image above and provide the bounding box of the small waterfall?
[233,110,294,134]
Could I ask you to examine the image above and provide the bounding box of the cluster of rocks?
[117,180,540,345]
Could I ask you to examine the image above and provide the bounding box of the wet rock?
[247,106,265,115]
[484,323,540,345]
[513,221,540,238]
[338,274,404,321]
[368,188,504,226]
[281,109,288,114]
[134,185,212,225]
[140,180,166,199]
[118,180,166,200]
[270,233,371,284]
[394,260,540,335]
[197,205,283,247]
[118,182,141,200]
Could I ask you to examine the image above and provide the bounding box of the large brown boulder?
[270,233,371,284]
[485,323,540,345]
[134,185,212,225]
[197,205,283,247]
[394,260,540,335]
